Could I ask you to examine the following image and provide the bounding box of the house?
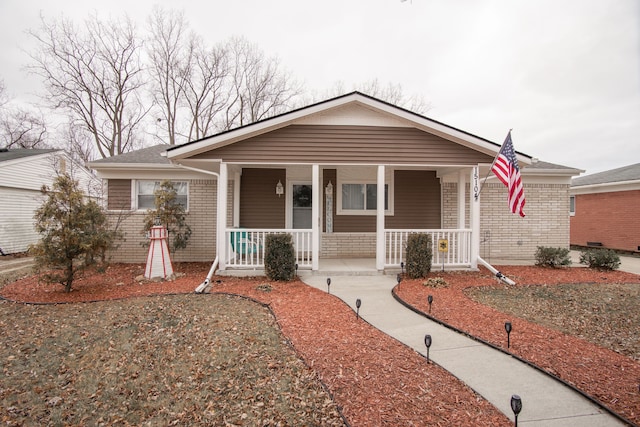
[89,92,581,273]
[0,148,99,255]
[570,163,640,253]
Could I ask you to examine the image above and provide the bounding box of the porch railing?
[225,228,312,269]
[385,229,472,268]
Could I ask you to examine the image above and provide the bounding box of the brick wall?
[320,233,376,258]
[107,179,218,263]
[570,190,640,252]
[443,182,571,261]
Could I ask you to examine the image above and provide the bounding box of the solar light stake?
[355,298,362,319]
[295,263,298,276]
[424,334,432,363]
[505,322,512,348]
[510,394,522,427]
[327,277,331,294]
[397,274,402,290]
[427,295,433,314]
[400,261,404,275]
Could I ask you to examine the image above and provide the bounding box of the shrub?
[423,277,448,288]
[579,249,621,271]
[142,180,192,253]
[534,246,571,267]
[264,234,296,281]
[405,233,433,279]
[29,173,120,292]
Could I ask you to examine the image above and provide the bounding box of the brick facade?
[570,190,640,252]
[320,233,376,258]
[443,181,571,261]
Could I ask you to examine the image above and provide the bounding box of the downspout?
[174,163,220,293]
[477,256,516,285]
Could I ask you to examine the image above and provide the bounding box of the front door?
[292,184,312,229]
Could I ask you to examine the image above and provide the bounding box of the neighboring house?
[90,92,580,273]
[570,163,640,253]
[0,148,99,255]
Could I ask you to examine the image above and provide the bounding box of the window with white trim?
[136,180,188,210]
[569,195,575,216]
[338,182,392,215]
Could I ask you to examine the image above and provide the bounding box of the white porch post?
[312,164,320,270]
[470,166,480,269]
[217,163,228,270]
[376,165,385,271]
[233,171,241,227]
[458,169,466,228]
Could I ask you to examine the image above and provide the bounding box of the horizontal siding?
[240,168,286,228]
[386,170,441,228]
[107,179,132,210]
[0,188,43,254]
[193,125,494,165]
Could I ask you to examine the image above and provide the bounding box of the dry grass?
[0,294,344,426]
[465,282,640,360]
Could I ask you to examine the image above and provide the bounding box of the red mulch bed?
[2,263,639,425]
[395,266,640,426]
[1,263,511,426]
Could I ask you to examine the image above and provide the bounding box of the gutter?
[174,162,220,293]
[477,256,516,285]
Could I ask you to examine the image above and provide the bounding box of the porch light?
[275,180,284,197]
[510,394,522,426]
[424,334,432,363]
[355,298,361,319]
[427,295,433,314]
[505,322,512,348]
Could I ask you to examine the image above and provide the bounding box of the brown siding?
[239,168,285,228]
[107,179,131,210]
[193,125,494,165]
[386,170,441,228]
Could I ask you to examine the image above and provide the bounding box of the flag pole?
[477,129,512,197]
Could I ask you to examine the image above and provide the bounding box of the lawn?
[0,294,344,426]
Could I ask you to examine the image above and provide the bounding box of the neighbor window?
[569,195,575,216]
[137,180,188,210]
[339,183,390,214]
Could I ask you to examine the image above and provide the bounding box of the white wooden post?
[458,169,466,228]
[312,164,320,270]
[470,166,480,269]
[233,171,241,228]
[376,165,386,270]
[218,163,228,270]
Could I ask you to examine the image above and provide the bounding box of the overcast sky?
[1,0,638,175]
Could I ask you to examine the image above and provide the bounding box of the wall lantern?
[275,180,284,197]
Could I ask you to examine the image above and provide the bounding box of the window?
[339,183,389,214]
[137,180,188,210]
[569,195,575,216]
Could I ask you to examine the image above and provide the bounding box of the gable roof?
[572,163,640,187]
[0,148,60,164]
[90,144,172,166]
[165,91,533,165]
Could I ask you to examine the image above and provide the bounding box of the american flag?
[491,131,526,217]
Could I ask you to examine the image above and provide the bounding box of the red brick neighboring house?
[570,163,640,253]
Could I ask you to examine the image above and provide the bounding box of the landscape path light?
[510,394,522,426]
[505,321,513,348]
[327,277,331,294]
[400,261,404,275]
[355,298,361,319]
[424,334,432,363]
[427,294,433,314]
[396,274,402,290]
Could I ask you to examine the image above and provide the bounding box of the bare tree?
[27,14,147,158]
[146,7,192,146]
[184,39,230,140]
[223,37,301,130]
[0,79,48,149]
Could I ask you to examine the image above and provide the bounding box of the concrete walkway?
[299,274,629,426]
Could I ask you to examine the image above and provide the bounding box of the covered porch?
[216,163,482,273]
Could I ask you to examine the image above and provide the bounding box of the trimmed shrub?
[264,234,296,281]
[579,249,621,271]
[534,246,571,267]
[405,233,433,279]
